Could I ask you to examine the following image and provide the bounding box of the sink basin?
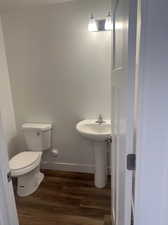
[76,119,112,189]
[76,119,111,142]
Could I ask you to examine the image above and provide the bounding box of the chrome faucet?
[96,114,105,124]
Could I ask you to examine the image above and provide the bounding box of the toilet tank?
[22,123,52,151]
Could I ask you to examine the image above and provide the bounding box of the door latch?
[127,154,136,171]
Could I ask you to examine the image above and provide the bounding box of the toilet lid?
[9,151,42,171]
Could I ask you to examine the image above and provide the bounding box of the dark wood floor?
[15,170,111,225]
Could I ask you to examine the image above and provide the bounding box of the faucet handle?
[96,114,105,124]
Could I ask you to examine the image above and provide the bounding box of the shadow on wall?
[8,136,18,159]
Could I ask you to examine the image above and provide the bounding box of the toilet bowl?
[9,151,44,197]
[9,122,52,197]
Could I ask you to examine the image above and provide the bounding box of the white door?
[111,0,138,225]
[0,114,19,225]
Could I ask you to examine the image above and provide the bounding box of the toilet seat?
[9,151,42,177]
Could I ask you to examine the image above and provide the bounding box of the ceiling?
[0,0,76,11]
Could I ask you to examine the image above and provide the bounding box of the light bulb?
[105,12,113,31]
[88,14,98,32]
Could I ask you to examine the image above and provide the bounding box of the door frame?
[0,114,19,225]
[111,0,138,224]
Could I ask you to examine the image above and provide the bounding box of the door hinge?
[7,171,12,182]
[127,154,136,171]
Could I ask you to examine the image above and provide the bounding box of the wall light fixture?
[105,11,113,31]
[88,12,113,32]
[88,13,98,32]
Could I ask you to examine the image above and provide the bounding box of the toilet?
[9,123,52,197]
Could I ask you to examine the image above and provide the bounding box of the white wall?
[0,18,16,158]
[1,0,112,172]
[135,0,168,225]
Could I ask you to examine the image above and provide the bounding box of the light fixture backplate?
[94,19,112,32]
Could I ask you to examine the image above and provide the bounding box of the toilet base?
[17,166,44,197]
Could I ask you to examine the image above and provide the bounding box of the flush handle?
[36,132,41,136]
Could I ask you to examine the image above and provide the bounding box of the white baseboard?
[41,161,95,173]
[41,161,111,175]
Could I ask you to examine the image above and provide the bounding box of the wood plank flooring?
[15,170,111,225]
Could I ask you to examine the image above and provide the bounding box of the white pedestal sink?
[76,119,111,188]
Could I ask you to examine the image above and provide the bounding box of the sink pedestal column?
[94,142,107,188]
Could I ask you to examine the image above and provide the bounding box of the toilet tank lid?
[22,123,52,131]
